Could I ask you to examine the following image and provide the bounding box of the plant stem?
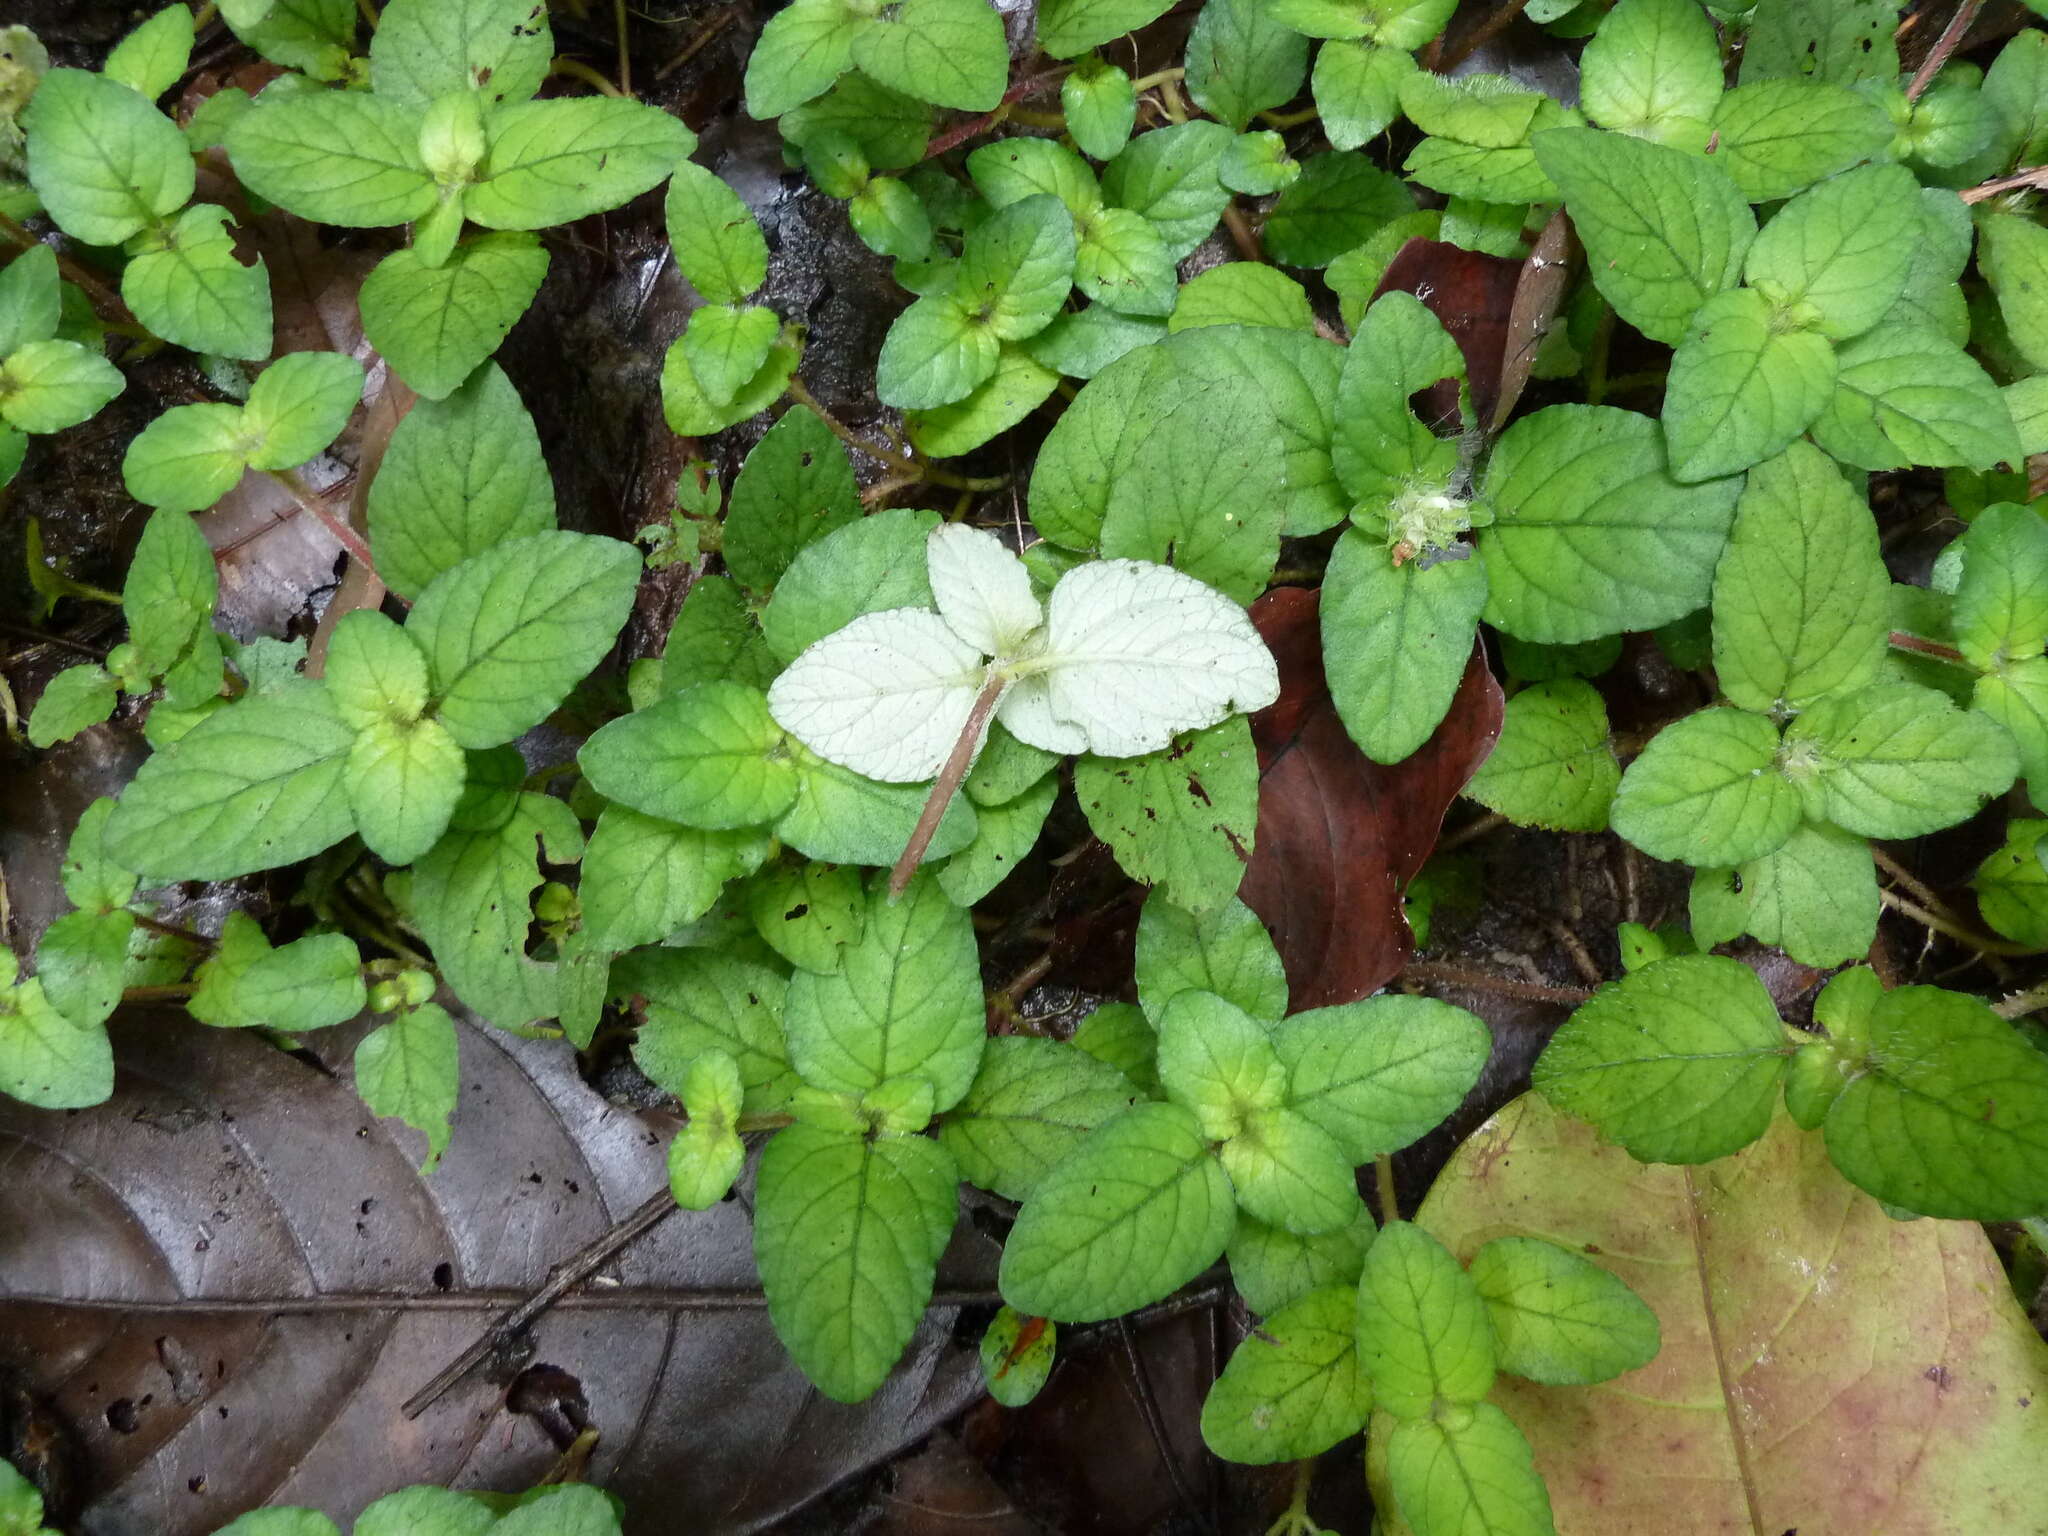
[614,0,632,95]
[924,69,1073,159]
[1888,629,1970,666]
[134,911,216,951]
[656,6,735,80]
[1222,202,1263,263]
[123,983,196,1003]
[551,56,629,98]
[1963,165,2048,204]
[267,469,382,578]
[890,673,1010,899]
[1400,961,1591,1006]
[1994,977,2048,1019]
[1906,0,1982,104]
[1878,887,2038,959]
[1373,1155,1399,1224]
[1128,67,1186,93]
[784,375,1005,494]
[1435,0,1532,74]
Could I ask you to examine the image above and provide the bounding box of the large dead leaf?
[1373,1094,2048,1533]
[0,1008,996,1533]
[1239,588,1503,1011]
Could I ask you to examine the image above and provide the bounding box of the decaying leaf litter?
[3,1,2048,1533]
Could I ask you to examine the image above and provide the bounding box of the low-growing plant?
[9,0,2048,1529]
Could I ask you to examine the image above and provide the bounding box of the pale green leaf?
[1690,821,1879,969]
[1274,995,1490,1163]
[349,715,466,864]
[1739,0,1897,87]
[1811,326,2024,473]
[1384,1405,1556,1536]
[120,401,245,512]
[1743,163,1917,341]
[1064,59,1137,160]
[1168,262,1314,333]
[466,97,694,230]
[1185,0,1309,132]
[1263,150,1413,268]
[1579,0,1719,147]
[1075,716,1259,914]
[1100,120,1234,259]
[1706,79,1895,202]
[743,0,862,118]
[777,737,980,867]
[0,339,123,435]
[1221,1105,1359,1234]
[1157,987,1288,1141]
[358,232,549,401]
[979,1307,1057,1407]
[26,664,116,748]
[0,244,58,359]
[1322,531,1486,765]
[668,1050,745,1208]
[1136,891,1286,1026]
[1037,0,1176,57]
[620,947,796,1114]
[1611,707,1797,866]
[875,291,998,410]
[723,404,859,590]
[581,681,796,829]
[105,6,198,101]
[1469,1235,1659,1385]
[683,303,779,409]
[1312,39,1413,150]
[0,973,112,1108]
[905,343,1061,458]
[939,1035,1141,1201]
[1226,1203,1376,1316]
[1531,954,1790,1164]
[1463,677,1618,832]
[850,0,1008,113]
[1786,681,2019,839]
[755,1124,959,1401]
[356,1001,459,1170]
[1973,817,2048,949]
[936,770,1054,904]
[1201,1285,1372,1464]
[24,68,193,245]
[242,349,362,469]
[226,91,437,228]
[35,908,133,1029]
[1354,1220,1496,1418]
[665,159,768,305]
[1661,287,1836,483]
[370,0,553,112]
[123,202,273,362]
[123,503,217,672]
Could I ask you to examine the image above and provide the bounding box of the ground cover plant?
[4,0,2048,1530]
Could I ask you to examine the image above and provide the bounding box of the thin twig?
[1435,0,1533,75]
[1435,810,1509,853]
[1879,887,2038,959]
[134,911,216,951]
[402,1189,676,1417]
[1962,165,2048,204]
[1400,961,1591,1006]
[1906,0,1983,104]
[1993,977,2048,1019]
[1888,629,1970,666]
[655,5,734,79]
[267,469,380,577]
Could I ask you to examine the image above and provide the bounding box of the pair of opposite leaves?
[766,524,1282,779]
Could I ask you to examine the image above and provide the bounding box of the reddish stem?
[889,673,1009,900]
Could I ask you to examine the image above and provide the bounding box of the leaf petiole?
[888,671,1010,900]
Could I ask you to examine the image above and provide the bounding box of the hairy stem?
[890,673,1010,899]
[1906,0,1983,104]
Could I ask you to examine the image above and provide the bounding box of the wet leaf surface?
[1240,587,1503,1011]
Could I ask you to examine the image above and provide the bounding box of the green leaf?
[325,605,427,731]
[1322,531,1487,765]
[490,1487,621,1536]
[744,0,862,117]
[663,331,799,436]
[1810,326,2024,472]
[747,858,864,971]
[1185,0,1309,132]
[367,362,555,598]
[1383,1405,1556,1536]
[226,91,437,228]
[1818,981,2048,1220]
[783,872,984,1110]
[1353,1219,1495,1418]
[1135,891,1286,1026]
[875,290,999,410]
[105,6,198,101]
[355,1001,459,1171]
[999,1101,1238,1320]
[223,0,355,79]
[1226,1203,1376,1316]
[26,663,116,748]
[242,349,363,468]
[778,739,979,866]
[1268,0,1454,45]
[1038,0,1176,57]
[621,948,796,1114]
[0,1461,42,1536]
[354,1487,494,1536]
[906,343,1062,459]
[659,572,777,695]
[980,1306,1056,1407]
[1075,716,1259,915]
[1070,1000,1159,1095]
[190,914,365,1031]
[1201,1285,1373,1464]
[105,681,356,880]
[580,681,796,829]
[936,769,1054,903]
[1479,404,1742,644]
[1744,164,1917,344]
[1711,441,1889,714]
[1464,677,1618,832]
[1660,287,1836,483]
[1531,126,1754,345]
[665,159,768,306]
[781,73,932,169]
[1169,262,1314,334]
[1532,953,1790,1164]
[349,714,466,865]
[755,1124,959,1402]
[683,303,779,408]
[761,506,938,662]
[1063,59,1137,161]
[1156,987,1287,1141]
[957,193,1077,342]
[123,202,273,361]
[24,68,193,245]
[411,764,583,1028]
[359,232,549,401]
[1955,503,2048,673]
[0,339,123,435]
[1274,995,1490,1163]
[1221,1104,1359,1234]
[1074,206,1176,316]
[35,908,133,1029]
[1100,120,1234,260]
[212,1512,342,1536]
[1739,0,1897,87]
[1977,817,2048,947]
[1024,303,1164,379]
[667,1050,745,1208]
[1468,1235,1659,1385]
[849,0,1008,113]
[124,504,217,673]
[1579,0,1720,147]
[1262,150,1413,268]
[849,175,931,260]
[121,401,245,512]
[1332,289,1464,502]
[466,97,694,229]
[407,530,640,749]
[1784,681,2019,838]
[1706,79,1895,202]
[939,1035,1140,1201]
[0,245,59,359]
[1690,821,1879,969]
[584,810,766,952]
[1312,39,1413,150]
[0,968,112,1108]
[716,409,855,591]
[370,0,553,112]
[1611,707,1798,866]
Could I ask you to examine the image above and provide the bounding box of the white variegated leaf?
[929,523,1043,656]
[997,670,1089,755]
[1037,559,1280,757]
[766,608,984,782]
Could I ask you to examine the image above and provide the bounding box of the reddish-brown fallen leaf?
[1239,588,1503,1012]
[1371,1095,2048,1534]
